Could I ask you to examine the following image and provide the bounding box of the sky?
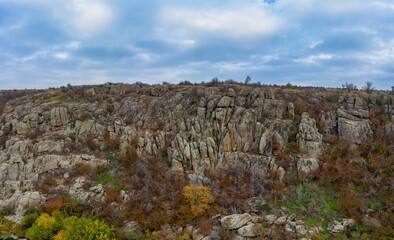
[0,0,394,90]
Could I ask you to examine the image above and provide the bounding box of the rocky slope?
[0,83,393,239]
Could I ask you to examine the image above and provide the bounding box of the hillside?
[0,82,393,239]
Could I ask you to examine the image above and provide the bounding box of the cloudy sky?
[1,0,394,89]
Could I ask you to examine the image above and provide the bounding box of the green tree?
[285,82,293,89]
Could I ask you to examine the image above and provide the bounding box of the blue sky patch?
[0,0,393,89]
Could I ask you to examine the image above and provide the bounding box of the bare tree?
[342,82,357,92]
[363,81,375,93]
[244,76,252,85]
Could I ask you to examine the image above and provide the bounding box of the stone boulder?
[50,107,69,127]
[220,213,253,230]
[237,223,264,237]
[337,95,372,144]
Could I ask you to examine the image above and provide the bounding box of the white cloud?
[54,52,70,60]
[133,53,158,63]
[0,0,115,37]
[309,41,323,49]
[357,40,394,64]
[295,54,333,64]
[65,41,80,50]
[159,6,283,40]
[20,51,47,62]
[370,2,394,11]
[277,0,365,15]
[53,0,115,37]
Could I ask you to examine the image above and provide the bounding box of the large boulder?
[50,107,69,127]
[220,213,252,230]
[337,95,372,144]
[237,223,263,237]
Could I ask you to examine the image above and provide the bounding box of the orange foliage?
[104,131,120,151]
[44,196,63,214]
[339,192,362,220]
[105,188,121,203]
[182,185,215,218]
[95,164,107,175]
[74,162,93,176]
[120,147,138,171]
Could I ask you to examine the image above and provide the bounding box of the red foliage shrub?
[35,175,58,194]
[197,217,213,236]
[339,192,362,220]
[120,147,139,171]
[0,102,4,117]
[74,162,93,176]
[105,188,121,203]
[104,131,120,151]
[44,196,63,214]
[95,164,107,175]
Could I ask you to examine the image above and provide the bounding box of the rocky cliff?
[0,83,393,239]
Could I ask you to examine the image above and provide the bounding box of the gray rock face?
[297,113,322,174]
[170,91,292,180]
[50,107,69,127]
[0,191,46,215]
[15,122,30,135]
[337,95,372,144]
[297,113,322,159]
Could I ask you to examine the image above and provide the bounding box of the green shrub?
[0,216,15,236]
[20,212,40,230]
[25,213,61,240]
[179,233,191,240]
[95,171,123,190]
[1,232,12,240]
[68,132,76,142]
[287,183,340,220]
[24,213,116,240]
[0,208,14,217]
[60,216,116,240]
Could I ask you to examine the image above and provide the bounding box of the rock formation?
[297,112,322,174]
[0,83,392,239]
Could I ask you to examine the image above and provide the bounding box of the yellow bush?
[36,213,56,230]
[25,213,115,240]
[182,185,214,217]
[54,230,65,240]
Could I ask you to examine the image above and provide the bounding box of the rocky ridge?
[0,83,393,239]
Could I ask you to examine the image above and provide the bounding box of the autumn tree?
[182,185,214,218]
